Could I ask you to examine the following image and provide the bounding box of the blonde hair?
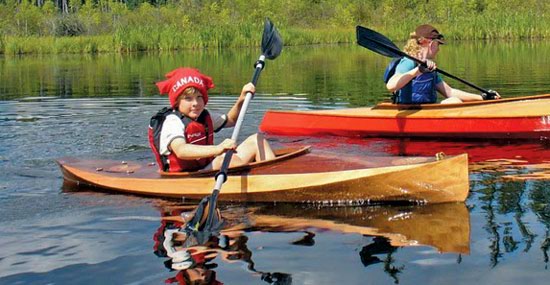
[403,38,421,57]
[175,87,201,107]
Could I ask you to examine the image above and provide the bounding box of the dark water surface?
[1,42,550,284]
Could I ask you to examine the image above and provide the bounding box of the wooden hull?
[58,147,469,204]
[259,94,550,139]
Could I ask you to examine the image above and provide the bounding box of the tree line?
[1,0,549,54]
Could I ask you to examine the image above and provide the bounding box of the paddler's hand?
[217,139,237,155]
[418,59,437,74]
[481,89,501,100]
[239,83,256,101]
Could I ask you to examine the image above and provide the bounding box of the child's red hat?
[156,68,214,108]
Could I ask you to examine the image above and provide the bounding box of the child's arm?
[225,83,255,128]
[169,138,236,160]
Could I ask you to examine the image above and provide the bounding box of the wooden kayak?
[259,94,550,139]
[58,147,469,204]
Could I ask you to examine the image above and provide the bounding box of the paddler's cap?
[413,24,445,44]
[156,67,214,108]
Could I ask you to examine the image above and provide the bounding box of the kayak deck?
[303,94,550,117]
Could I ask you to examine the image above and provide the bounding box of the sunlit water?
[1,42,549,284]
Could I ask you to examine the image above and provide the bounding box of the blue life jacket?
[384,58,439,104]
[397,71,438,104]
[383,57,402,84]
[383,58,403,103]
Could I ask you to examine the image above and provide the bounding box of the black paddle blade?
[356,26,403,59]
[185,195,223,234]
[262,18,283,60]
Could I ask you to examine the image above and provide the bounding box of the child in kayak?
[385,24,501,104]
[151,67,275,172]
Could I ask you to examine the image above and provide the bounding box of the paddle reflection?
[152,202,470,284]
[154,205,292,285]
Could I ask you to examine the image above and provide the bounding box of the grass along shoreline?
[1,27,357,55]
[2,22,550,55]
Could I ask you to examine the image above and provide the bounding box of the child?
[152,67,275,172]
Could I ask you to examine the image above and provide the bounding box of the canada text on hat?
[172,76,205,94]
[155,67,214,108]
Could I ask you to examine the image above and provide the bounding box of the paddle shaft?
[398,49,490,94]
[206,55,266,226]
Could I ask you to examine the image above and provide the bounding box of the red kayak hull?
[260,112,549,139]
[260,94,550,139]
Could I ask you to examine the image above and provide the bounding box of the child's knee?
[245,133,259,144]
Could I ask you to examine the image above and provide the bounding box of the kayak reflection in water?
[154,206,292,285]
[385,24,501,104]
[151,67,275,173]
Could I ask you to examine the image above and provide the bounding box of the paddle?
[356,26,498,100]
[185,18,283,235]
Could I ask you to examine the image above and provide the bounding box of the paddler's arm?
[169,138,236,160]
[387,59,436,93]
[224,83,255,128]
[386,68,421,93]
[436,81,501,101]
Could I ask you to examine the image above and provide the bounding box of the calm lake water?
[1,42,549,284]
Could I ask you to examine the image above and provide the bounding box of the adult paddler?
[386,24,502,104]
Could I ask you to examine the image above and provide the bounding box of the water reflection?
[154,205,292,284]
[153,202,470,284]
[272,136,550,163]
[473,176,550,268]
[3,41,550,104]
[361,235,413,284]
[246,203,470,254]
[527,180,550,270]
[272,136,550,181]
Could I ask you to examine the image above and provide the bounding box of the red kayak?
[259,94,550,139]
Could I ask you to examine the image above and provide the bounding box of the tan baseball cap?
[414,24,445,44]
